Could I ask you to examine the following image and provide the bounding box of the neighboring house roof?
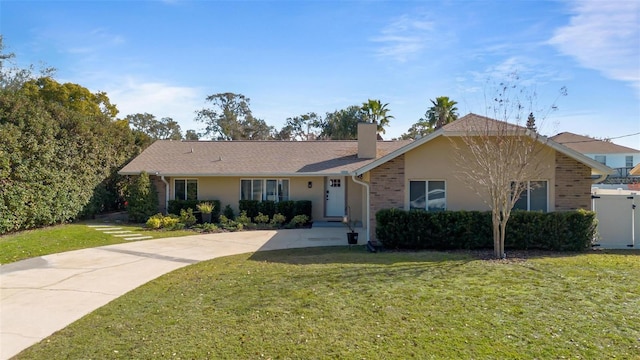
[631,163,640,176]
[119,139,412,177]
[354,113,614,176]
[550,132,639,154]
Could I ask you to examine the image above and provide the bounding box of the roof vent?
[191,148,194,153]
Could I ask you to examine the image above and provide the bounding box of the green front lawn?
[16,248,640,359]
[0,223,194,264]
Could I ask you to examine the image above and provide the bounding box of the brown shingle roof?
[440,113,526,133]
[550,132,639,154]
[119,140,412,176]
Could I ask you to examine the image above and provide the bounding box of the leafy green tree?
[22,77,119,119]
[195,92,273,140]
[360,99,393,134]
[126,113,183,140]
[276,112,321,140]
[318,105,364,140]
[1,41,140,233]
[185,129,199,140]
[399,119,432,139]
[126,171,158,223]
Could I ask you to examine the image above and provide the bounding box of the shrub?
[288,214,309,228]
[168,199,221,222]
[145,217,162,229]
[294,200,312,220]
[239,200,260,219]
[179,208,197,227]
[194,223,219,233]
[218,215,242,232]
[258,201,276,219]
[275,201,295,222]
[127,171,158,223]
[169,222,186,230]
[223,204,235,220]
[196,202,215,214]
[254,212,270,224]
[161,215,180,229]
[375,208,595,251]
[270,213,286,227]
[236,210,252,226]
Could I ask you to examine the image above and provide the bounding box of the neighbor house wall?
[584,153,639,169]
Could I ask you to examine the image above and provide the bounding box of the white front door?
[325,176,346,217]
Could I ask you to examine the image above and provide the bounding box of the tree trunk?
[492,210,501,258]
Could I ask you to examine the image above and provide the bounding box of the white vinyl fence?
[591,188,639,249]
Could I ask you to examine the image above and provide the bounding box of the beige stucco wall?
[165,175,363,222]
[346,176,365,224]
[399,136,556,211]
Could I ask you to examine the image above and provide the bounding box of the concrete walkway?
[0,227,354,359]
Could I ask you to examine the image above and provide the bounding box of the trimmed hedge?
[239,200,312,223]
[239,200,261,219]
[168,199,221,223]
[376,209,596,251]
[276,201,296,222]
[294,200,312,220]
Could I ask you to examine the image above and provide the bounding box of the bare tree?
[453,77,566,258]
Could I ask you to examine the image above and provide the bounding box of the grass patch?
[0,223,194,264]
[15,248,640,359]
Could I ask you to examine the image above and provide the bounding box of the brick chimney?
[357,122,377,159]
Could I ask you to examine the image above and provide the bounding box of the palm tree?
[360,99,394,134]
[424,96,459,130]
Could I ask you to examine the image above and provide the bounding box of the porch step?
[312,221,362,228]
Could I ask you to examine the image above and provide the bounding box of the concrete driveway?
[0,227,352,359]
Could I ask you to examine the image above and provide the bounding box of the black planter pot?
[202,213,212,223]
[347,232,359,245]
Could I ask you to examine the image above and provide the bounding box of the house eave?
[117,171,355,177]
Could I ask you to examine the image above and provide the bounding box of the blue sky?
[2,0,639,148]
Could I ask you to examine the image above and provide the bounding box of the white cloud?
[548,0,640,95]
[370,14,435,62]
[105,78,205,131]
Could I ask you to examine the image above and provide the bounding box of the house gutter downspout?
[592,173,608,184]
[351,173,370,243]
[160,175,170,215]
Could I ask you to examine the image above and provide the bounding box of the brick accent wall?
[555,152,592,210]
[150,175,167,214]
[369,154,405,238]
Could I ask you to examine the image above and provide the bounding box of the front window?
[595,155,606,165]
[241,179,289,201]
[175,179,197,200]
[514,181,547,212]
[409,180,446,211]
[626,156,633,168]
